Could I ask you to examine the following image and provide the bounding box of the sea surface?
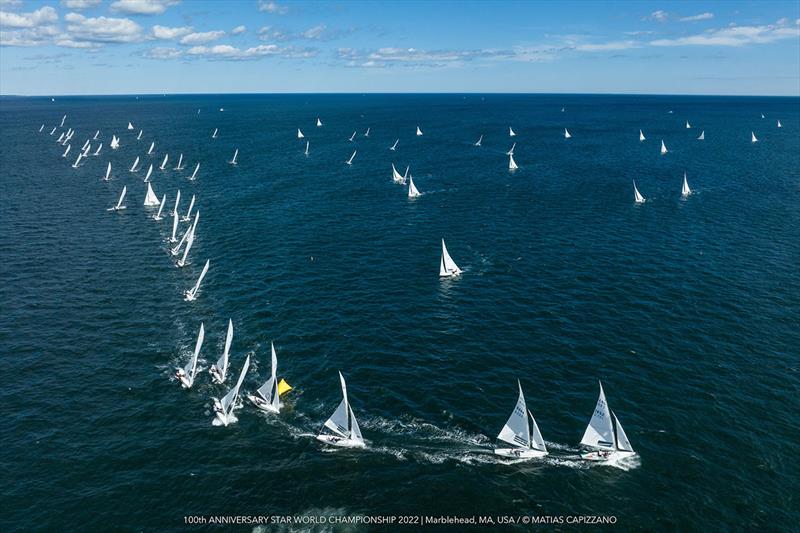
[1,94,799,531]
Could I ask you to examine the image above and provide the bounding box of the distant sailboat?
[170,211,179,243]
[49,126,57,135]
[175,323,204,389]
[639,130,645,142]
[212,128,218,139]
[580,382,635,461]
[189,163,199,181]
[159,153,169,170]
[633,180,645,204]
[81,139,90,151]
[474,134,483,147]
[316,117,323,127]
[182,194,196,222]
[144,182,160,206]
[209,319,232,383]
[136,130,142,140]
[751,131,758,143]
[185,258,210,303]
[247,342,291,413]
[71,153,83,169]
[213,355,250,427]
[440,239,462,278]
[127,122,134,130]
[229,148,238,165]
[777,120,782,128]
[391,163,406,184]
[564,128,572,139]
[144,164,153,183]
[107,186,127,211]
[364,127,370,137]
[389,139,399,151]
[93,143,102,156]
[176,227,194,268]
[494,381,548,459]
[348,131,356,142]
[686,121,691,129]
[60,115,66,127]
[506,142,516,156]
[408,176,421,198]
[660,140,668,155]
[681,172,692,197]
[103,162,112,181]
[316,372,365,448]
[153,194,166,220]
[509,127,516,137]
[297,128,304,139]
[416,126,423,136]
[110,135,119,149]
[174,153,184,170]
[761,113,765,119]
[147,141,154,155]
[697,131,705,140]
[93,130,100,140]
[304,141,309,156]
[39,124,44,132]
[346,150,356,166]
[508,153,518,170]
[56,133,65,143]
[62,144,71,158]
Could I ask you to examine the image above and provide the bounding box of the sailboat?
[345,150,357,166]
[143,164,153,183]
[416,126,423,136]
[506,142,516,156]
[81,139,90,151]
[39,124,44,132]
[697,131,705,140]
[170,211,179,243]
[159,153,169,170]
[681,172,692,197]
[686,121,691,129]
[440,239,462,278]
[227,148,239,166]
[184,259,209,302]
[564,128,571,139]
[176,228,194,268]
[408,176,421,198]
[364,127,370,137]
[777,120,782,128]
[508,153,518,170]
[127,122,134,130]
[247,342,292,413]
[316,372,365,448]
[761,113,765,119]
[391,163,406,184]
[144,182,160,206]
[297,128,304,139]
[62,144,71,158]
[147,141,154,155]
[639,130,645,142]
[110,135,119,149]
[580,382,635,461]
[71,153,83,169]
[174,153,184,170]
[660,140,668,155]
[153,194,167,220]
[103,162,112,181]
[49,126,57,135]
[509,127,516,137]
[633,180,645,204]
[751,132,758,143]
[175,323,204,389]
[316,117,322,127]
[107,186,127,211]
[212,128,218,139]
[93,130,100,140]
[189,163,199,181]
[389,139,399,151]
[474,134,483,147]
[56,133,65,143]
[136,130,142,140]
[60,114,66,127]
[93,143,102,156]
[209,319,232,382]
[212,355,250,427]
[348,131,356,142]
[182,195,196,223]
[304,141,309,156]
[494,381,548,459]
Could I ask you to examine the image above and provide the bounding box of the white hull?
[184,291,196,302]
[247,394,280,413]
[440,269,462,278]
[316,434,365,448]
[494,448,548,459]
[209,367,225,384]
[581,450,635,462]
[213,412,238,427]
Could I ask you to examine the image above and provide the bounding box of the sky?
[1,0,799,96]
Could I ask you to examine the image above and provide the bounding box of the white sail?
[660,140,668,154]
[698,130,705,140]
[229,148,238,165]
[506,142,516,156]
[144,182,160,206]
[391,163,405,183]
[474,134,482,147]
[103,162,111,181]
[390,139,398,151]
[177,228,194,267]
[137,130,142,140]
[255,342,280,409]
[182,323,204,386]
[440,238,462,277]
[777,120,782,128]
[189,163,199,181]
[348,131,356,142]
[154,194,166,219]
[111,135,119,149]
[130,156,140,172]
[72,153,83,168]
[183,194,195,221]
[50,126,57,135]
[147,141,154,155]
[39,124,44,132]
[297,128,304,139]
[633,180,645,203]
[159,153,169,170]
[108,185,127,211]
[219,354,250,419]
[93,130,100,140]
[564,128,571,139]
[57,133,65,143]
[509,127,516,137]
[612,412,634,452]
[127,122,134,130]
[346,150,356,165]
[322,372,363,443]
[751,131,758,143]
[212,128,218,139]
[529,411,547,452]
[408,176,421,198]
[60,114,66,127]
[316,117,322,127]
[682,173,691,197]
[416,126,423,136]
[93,143,102,156]
[186,259,209,301]
[170,211,179,242]
[144,164,153,182]
[174,153,184,170]
[82,139,90,151]
[304,141,309,155]
[686,121,691,129]
[364,127,370,137]
[173,189,181,216]
[62,144,71,157]
[508,154,518,170]
[214,319,232,381]
[497,381,530,448]
[761,113,765,119]
[580,382,615,450]
[639,129,645,142]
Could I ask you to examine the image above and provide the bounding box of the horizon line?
[2,91,799,98]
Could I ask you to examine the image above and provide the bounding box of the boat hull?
[247,394,280,413]
[316,434,365,448]
[581,450,635,462]
[494,448,548,459]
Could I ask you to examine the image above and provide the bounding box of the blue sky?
[1,0,798,95]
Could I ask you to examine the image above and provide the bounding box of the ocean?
[1,94,798,531]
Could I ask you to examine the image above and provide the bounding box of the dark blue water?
[1,94,799,531]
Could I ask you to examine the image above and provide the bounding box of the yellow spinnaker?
[277,378,293,396]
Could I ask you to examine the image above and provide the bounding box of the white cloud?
[645,10,669,22]
[651,21,800,47]
[258,1,288,14]
[152,24,192,39]
[302,24,327,40]
[575,40,639,52]
[185,43,316,60]
[231,25,246,35]
[179,30,225,45]
[0,0,23,8]
[142,45,182,58]
[110,0,179,15]
[61,0,102,9]
[64,12,143,43]
[0,25,59,46]
[258,25,290,41]
[0,6,58,28]
[680,12,714,22]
